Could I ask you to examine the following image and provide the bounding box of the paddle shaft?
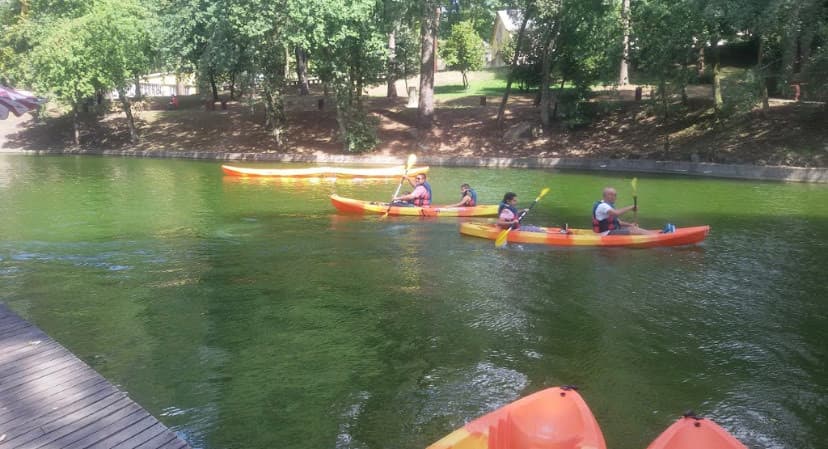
[384,155,416,217]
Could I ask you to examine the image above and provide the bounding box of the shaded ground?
[1,84,825,167]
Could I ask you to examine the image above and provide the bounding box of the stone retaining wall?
[3,148,826,183]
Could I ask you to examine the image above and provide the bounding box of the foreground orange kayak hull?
[427,386,606,449]
[459,223,710,248]
[646,415,747,449]
[330,194,499,217]
[221,164,429,178]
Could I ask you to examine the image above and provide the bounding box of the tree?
[418,0,440,129]
[440,20,486,88]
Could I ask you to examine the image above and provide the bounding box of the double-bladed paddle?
[494,187,550,248]
[383,154,417,218]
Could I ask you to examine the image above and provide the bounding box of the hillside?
[1,81,825,168]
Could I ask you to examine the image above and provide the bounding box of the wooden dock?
[0,303,192,449]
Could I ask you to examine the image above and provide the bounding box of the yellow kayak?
[221,164,429,178]
[330,194,498,217]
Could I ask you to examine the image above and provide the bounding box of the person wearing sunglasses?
[393,173,432,206]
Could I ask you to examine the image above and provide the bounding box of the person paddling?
[393,173,432,206]
[497,192,543,232]
[444,183,477,208]
[592,187,659,235]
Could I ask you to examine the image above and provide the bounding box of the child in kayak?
[497,192,544,232]
[444,183,477,208]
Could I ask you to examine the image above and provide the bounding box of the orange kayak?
[646,415,747,449]
[459,223,710,248]
[330,194,499,217]
[426,386,606,449]
[221,164,429,178]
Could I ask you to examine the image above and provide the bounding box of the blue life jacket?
[462,188,478,206]
[414,181,432,206]
[592,200,620,233]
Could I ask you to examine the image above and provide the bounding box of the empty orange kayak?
[330,194,499,217]
[646,415,747,449]
[221,164,429,178]
[459,223,710,248]
[426,386,606,449]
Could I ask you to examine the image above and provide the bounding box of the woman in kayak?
[497,192,543,231]
[444,183,477,208]
[393,173,432,206]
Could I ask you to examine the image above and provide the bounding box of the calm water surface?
[1,155,826,449]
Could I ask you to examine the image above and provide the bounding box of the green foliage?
[440,20,486,88]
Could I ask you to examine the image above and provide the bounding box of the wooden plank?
[0,378,112,427]
[0,303,192,449]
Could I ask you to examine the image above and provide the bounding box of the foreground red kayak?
[330,194,499,217]
[459,223,710,248]
[647,414,747,449]
[221,164,429,178]
[426,386,606,449]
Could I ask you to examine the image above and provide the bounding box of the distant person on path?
[592,187,660,235]
[169,95,179,109]
[444,183,477,207]
[393,173,432,206]
[497,192,543,231]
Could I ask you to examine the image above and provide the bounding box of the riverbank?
[1,83,826,183]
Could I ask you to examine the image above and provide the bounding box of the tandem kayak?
[646,414,747,449]
[427,386,606,449]
[330,194,498,217]
[459,223,710,247]
[221,164,429,178]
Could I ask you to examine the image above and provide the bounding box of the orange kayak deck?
[427,386,606,449]
[459,223,710,248]
[221,164,429,178]
[646,415,748,449]
[330,194,499,217]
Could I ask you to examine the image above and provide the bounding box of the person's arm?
[395,185,423,202]
[609,204,638,227]
[444,195,471,208]
[403,176,416,188]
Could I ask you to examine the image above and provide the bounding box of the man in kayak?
[444,183,477,208]
[592,187,658,235]
[393,173,432,206]
[497,192,543,231]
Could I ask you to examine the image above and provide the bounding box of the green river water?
[0,155,826,449]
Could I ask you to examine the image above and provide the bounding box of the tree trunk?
[295,47,310,96]
[263,80,285,147]
[418,1,439,128]
[696,43,705,78]
[229,71,236,100]
[387,28,398,98]
[496,10,531,128]
[758,34,769,112]
[540,13,562,129]
[619,0,631,85]
[117,87,139,144]
[712,39,722,114]
[72,103,80,146]
[209,69,219,101]
[133,74,142,99]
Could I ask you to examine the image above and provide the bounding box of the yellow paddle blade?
[537,187,551,200]
[406,153,417,170]
[494,228,511,248]
[631,177,638,194]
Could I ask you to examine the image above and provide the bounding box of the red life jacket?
[413,182,432,206]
